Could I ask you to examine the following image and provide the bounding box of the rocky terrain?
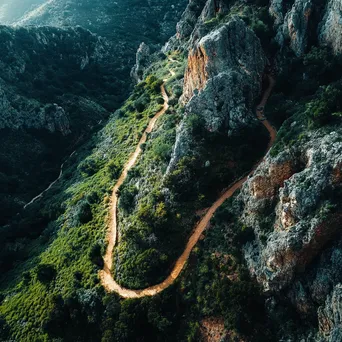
[122,0,342,339]
[0,0,342,341]
[0,0,186,226]
[1,0,187,69]
[0,24,118,225]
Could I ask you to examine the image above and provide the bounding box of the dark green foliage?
[69,199,93,227]
[134,94,150,112]
[305,84,342,127]
[79,157,102,177]
[107,160,121,180]
[152,143,173,162]
[119,185,138,213]
[36,264,57,283]
[77,200,93,224]
[234,225,256,246]
[303,46,342,84]
[0,315,10,341]
[43,291,103,341]
[172,197,275,341]
[268,45,342,157]
[89,244,104,267]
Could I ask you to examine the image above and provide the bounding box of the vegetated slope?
[3,0,187,67]
[0,0,187,228]
[1,0,342,341]
[0,54,185,341]
[0,0,46,24]
[0,25,123,226]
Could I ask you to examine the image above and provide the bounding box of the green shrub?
[106,160,121,180]
[77,200,93,224]
[119,185,138,213]
[89,244,104,267]
[134,96,149,113]
[152,143,172,162]
[78,157,101,177]
[156,96,164,105]
[305,84,342,127]
[36,264,57,283]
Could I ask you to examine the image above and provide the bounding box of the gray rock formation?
[42,104,71,136]
[283,0,313,56]
[271,0,313,56]
[131,43,151,83]
[167,17,266,172]
[319,0,342,54]
[317,284,342,341]
[270,0,342,57]
[163,0,207,52]
[240,128,342,293]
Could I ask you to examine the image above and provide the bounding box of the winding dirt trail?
[100,76,276,298]
[100,84,169,287]
[24,150,76,209]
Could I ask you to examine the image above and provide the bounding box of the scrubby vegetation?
[268,46,342,157]
[2,0,342,339]
[0,64,169,340]
[113,49,269,288]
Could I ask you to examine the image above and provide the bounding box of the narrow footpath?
[24,150,76,209]
[100,75,276,299]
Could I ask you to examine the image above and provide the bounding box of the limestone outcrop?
[131,43,151,83]
[240,128,342,294]
[167,17,266,172]
[319,0,342,54]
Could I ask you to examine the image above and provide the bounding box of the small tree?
[36,264,57,283]
[89,244,104,267]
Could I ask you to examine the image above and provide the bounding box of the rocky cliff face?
[240,128,342,292]
[167,7,266,171]
[318,284,342,341]
[130,43,152,83]
[319,0,342,54]
[0,25,118,223]
[164,0,342,339]
[270,0,342,56]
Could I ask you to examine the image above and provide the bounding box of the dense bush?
[36,264,57,283]
[119,185,138,213]
[89,244,104,267]
[305,84,342,127]
[79,157,102,177]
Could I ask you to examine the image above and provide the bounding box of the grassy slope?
[0,59,171,340]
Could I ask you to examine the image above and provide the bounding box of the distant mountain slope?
[0,25,121,225]
[2,0,187,62]
[0,0,46,24]
[0,0,187,225]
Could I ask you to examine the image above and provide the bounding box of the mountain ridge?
[1,0,342,341]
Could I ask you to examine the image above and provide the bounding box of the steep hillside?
[0,0,46,24]
[1,0,187,67]
[0,25,123,226]
[0,0,187,229]
[1,0,342,341]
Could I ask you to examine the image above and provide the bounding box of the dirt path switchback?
[100,76,276,298]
